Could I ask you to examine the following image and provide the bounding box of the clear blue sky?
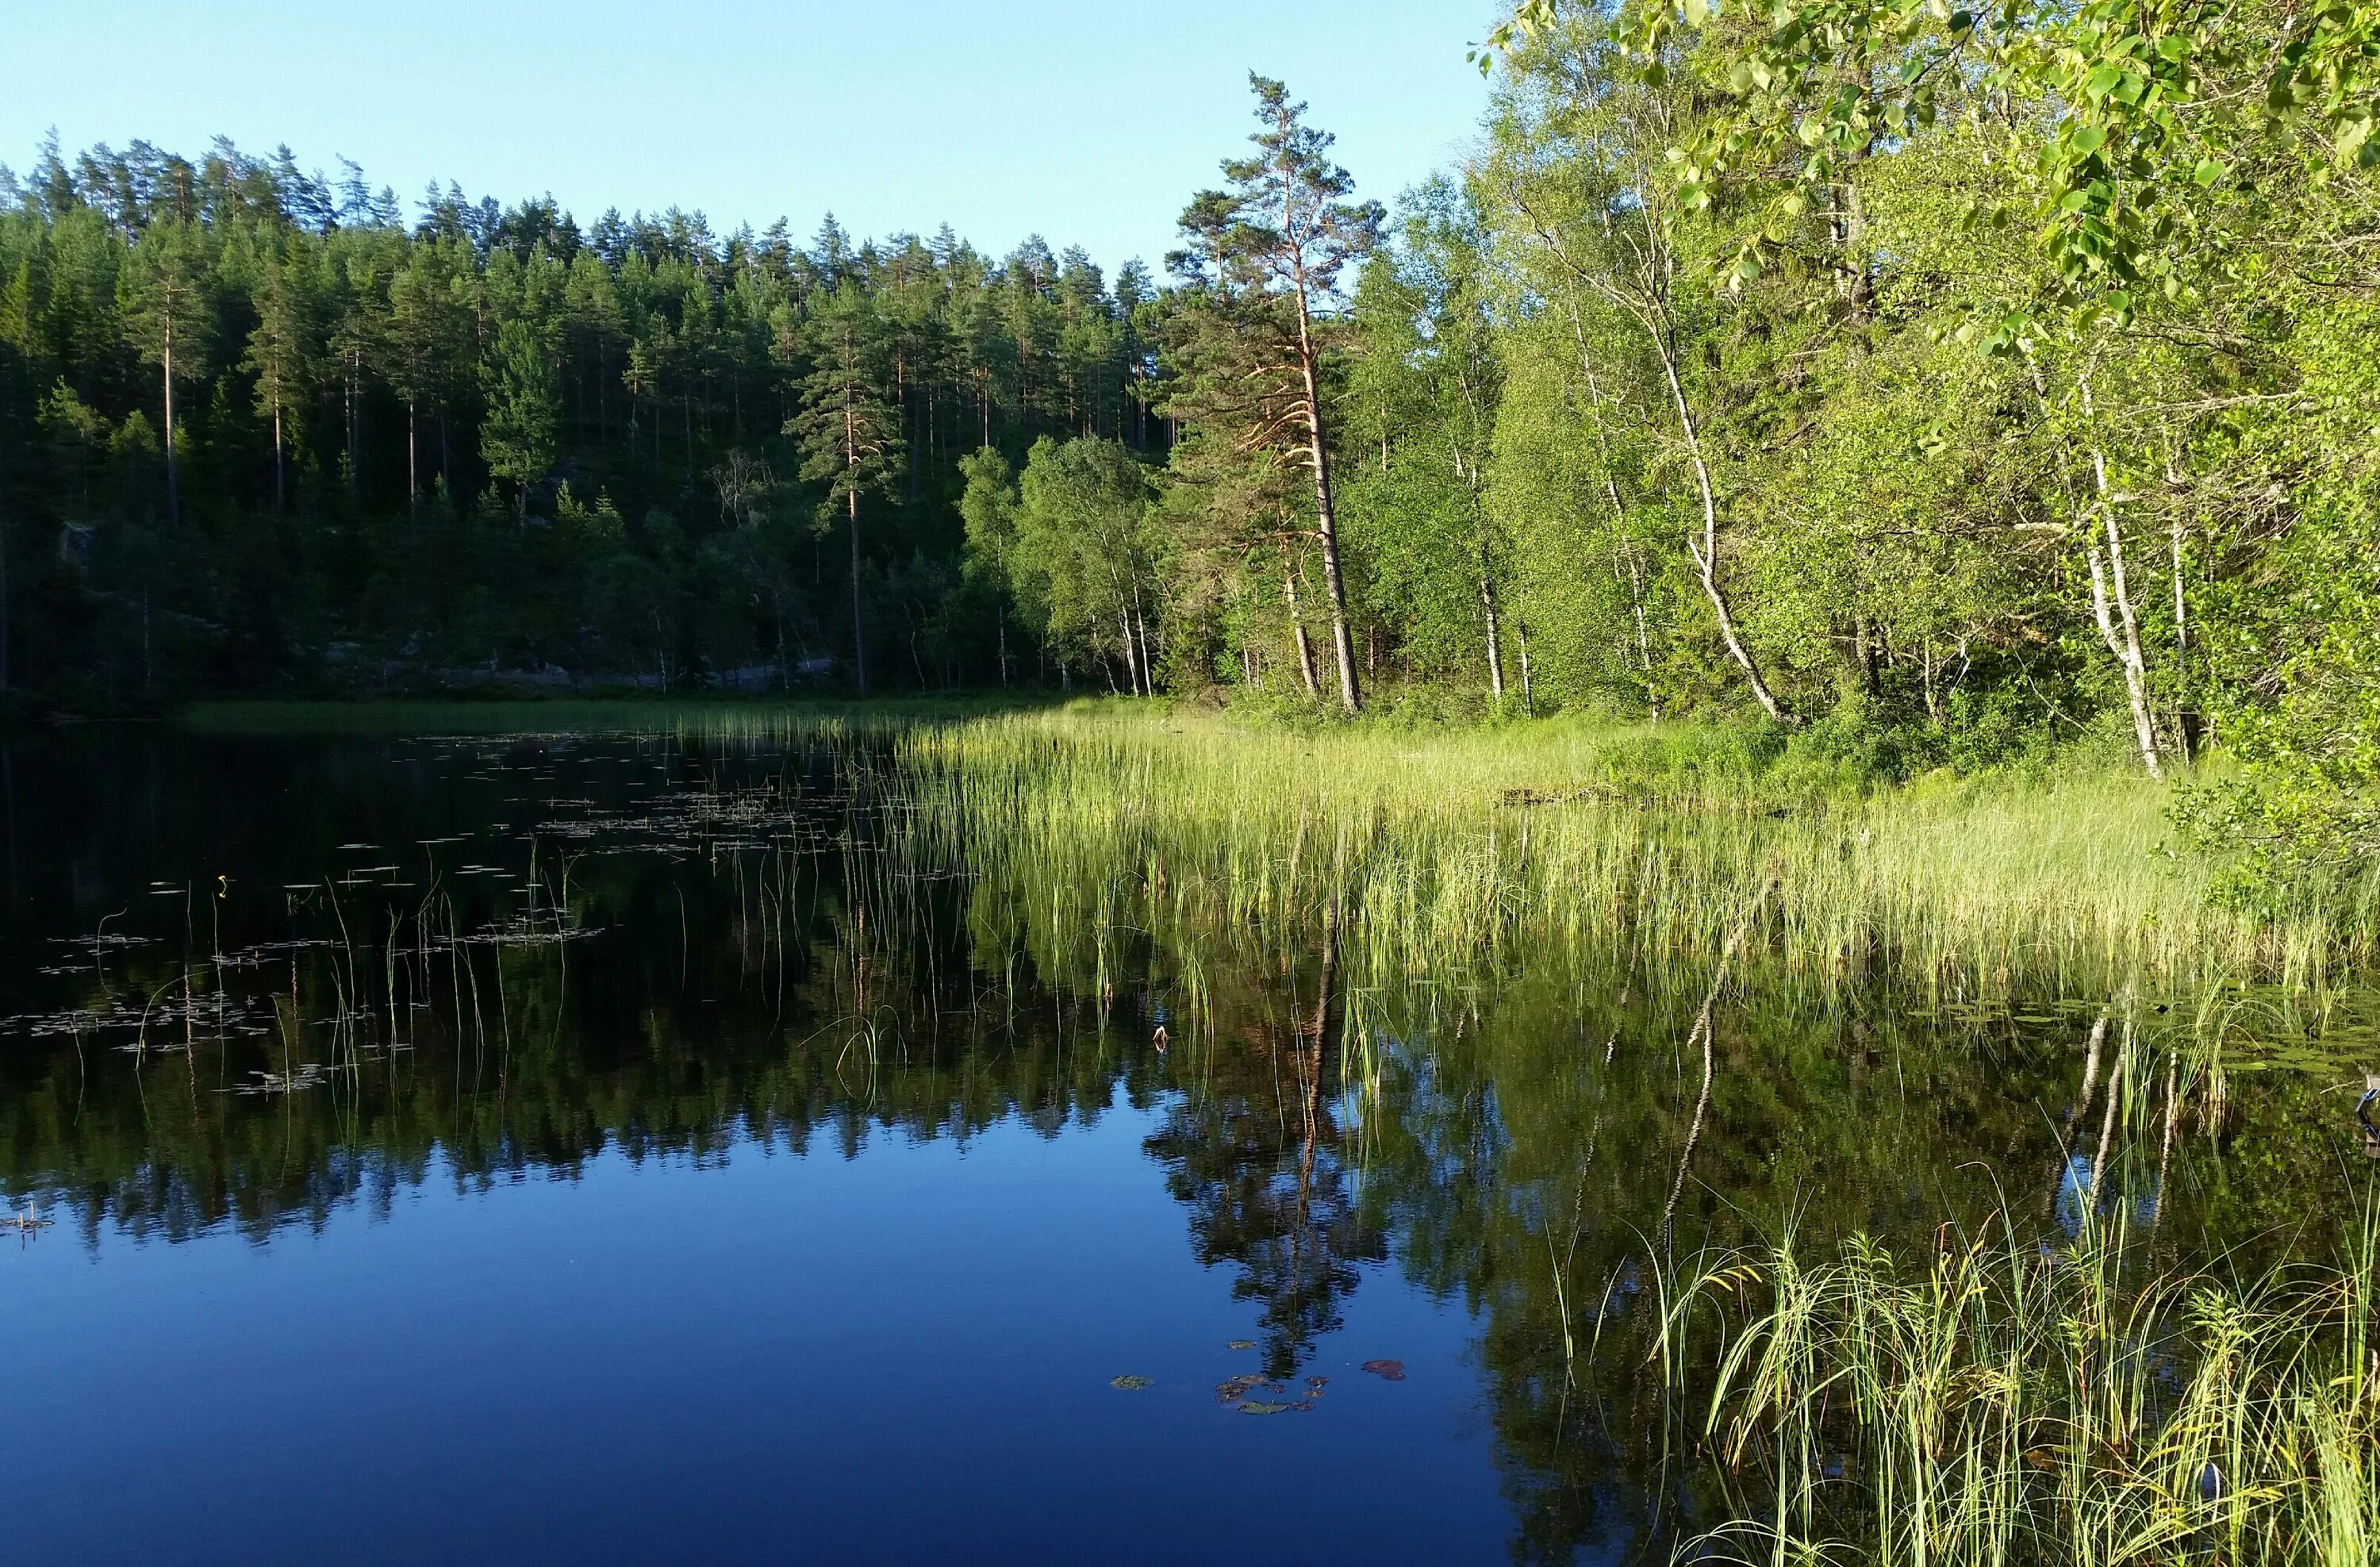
[6,0,1498,276]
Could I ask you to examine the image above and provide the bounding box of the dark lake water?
[1,724,2365,1563]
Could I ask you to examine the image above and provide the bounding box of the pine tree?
[1165,75,1380,711]
[787,280,903,693]
[242,239,313,512]
[481,316,558,517]
[117,217,211,528]
[387,250,466,510]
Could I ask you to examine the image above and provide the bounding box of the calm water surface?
[0,726,2363,1563]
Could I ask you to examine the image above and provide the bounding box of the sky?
[6,0,1499,277]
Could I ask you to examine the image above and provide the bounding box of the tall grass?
[1660,1204,2380,1565]
[868,707,2373,1003]
[175,695,2380,999]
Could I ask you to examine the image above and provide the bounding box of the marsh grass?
[1659,1204,2380,1565]
[862,708,2378,1005]
[167,698,2380,1039]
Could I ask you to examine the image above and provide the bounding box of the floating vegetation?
[232,1066,327,1096]
[1108,1376,1152,1391]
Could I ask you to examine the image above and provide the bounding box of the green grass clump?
[1662,1210,2380,1565]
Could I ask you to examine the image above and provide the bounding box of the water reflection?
[0,726,2361,1561]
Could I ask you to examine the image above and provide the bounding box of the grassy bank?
[871,708,2378,1003]
[172,697,2380,998]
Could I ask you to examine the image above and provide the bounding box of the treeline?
[0,135,1161,698]
[3,0,2377,867]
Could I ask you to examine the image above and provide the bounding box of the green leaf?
[1683,0,1710,25]
[2193,158,2224,186]
[2071,125,2108,154]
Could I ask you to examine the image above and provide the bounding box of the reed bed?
[853,708,2373,1004]
[174,697,2380,1003]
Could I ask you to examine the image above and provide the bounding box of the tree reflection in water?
[0,727,2359,1561]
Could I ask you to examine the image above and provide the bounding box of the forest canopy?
[0,0,2374,871]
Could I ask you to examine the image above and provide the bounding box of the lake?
[2,717,2369,1563]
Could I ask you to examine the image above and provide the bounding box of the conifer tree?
[788,280,903,692]
[1165,75,1380,711]
[242,240,312,513]
[117,217,210,528]
[481,316,559,517]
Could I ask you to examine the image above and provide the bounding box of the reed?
[165,697,2380,1014]
[1656,1203,2380,1565]
[869,707,2374,1003]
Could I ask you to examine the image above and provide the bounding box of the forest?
[0,0,2374,870]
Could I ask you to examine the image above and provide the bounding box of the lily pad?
[1226,1339,1255,1350]
[1361,1359,1407,1381]
[1110,1375,1153,1391]
[1238,1400,1291,1415]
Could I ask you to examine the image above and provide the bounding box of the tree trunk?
[1291,293,1360,712]
[1284,563,1320,699]
[846,487,868,695]
[1656,342,1785,722]
[1481,567,1505,705]
[1574,312,1664,721]
[271,399,285,514]
[1514,618,1534,716]
[1623,546,1659,720]
[2088,532,2162,778]
[844,394,869,693]
[2079,376,2161,778]
[161,333,180,529]
[1119,609,1142,697]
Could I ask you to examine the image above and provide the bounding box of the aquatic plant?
[873,707,2377,1003]
[1656,1207,2380,1565]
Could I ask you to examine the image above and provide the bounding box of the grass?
[1655,1206,2380,1565]
[178,697,2380,1000]
[870,706,2377,1004]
